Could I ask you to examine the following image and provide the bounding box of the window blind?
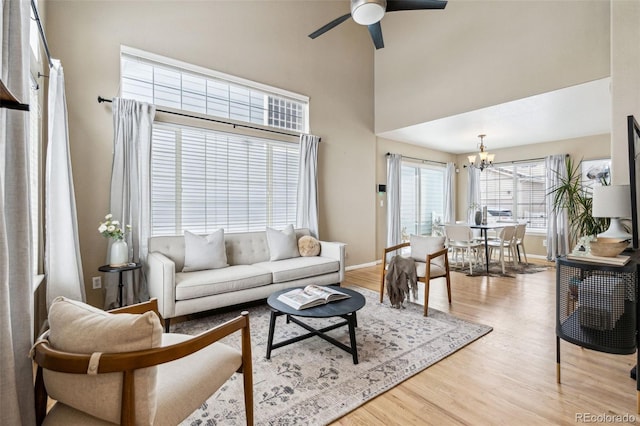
[151,124,299,236]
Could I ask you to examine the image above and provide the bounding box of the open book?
[277,285,350,310]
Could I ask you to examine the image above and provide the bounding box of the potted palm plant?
[548,157,609,246]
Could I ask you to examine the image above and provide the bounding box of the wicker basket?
[589,238,628,257]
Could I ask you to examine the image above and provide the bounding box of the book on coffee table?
[277,285,350,310]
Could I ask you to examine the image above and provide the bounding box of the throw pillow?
[410,234,446,269]
[266,224,300,261]
[44,296,163,425]
[298,235,321,257]
[183,229,228,272]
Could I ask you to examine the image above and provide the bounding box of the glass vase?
[109,240,128,267]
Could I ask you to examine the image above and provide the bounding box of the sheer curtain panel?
[545,154,570,259]
[0,0,36,423]
[45,59,85,307]
[386,154,402,252]
[106,98,156,309]
[444,162,455,223]
[296,134,320,237]
[467,167,481,223]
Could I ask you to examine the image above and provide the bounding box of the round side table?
[98,263,142,307]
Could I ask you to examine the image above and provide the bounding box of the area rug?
[176,286,492,426]
[449,261,549,277]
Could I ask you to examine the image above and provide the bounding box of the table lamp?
[592,184,632,239]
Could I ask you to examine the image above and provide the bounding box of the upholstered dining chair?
[380,235,451,316]
[444,224,484,274]
[31,297,253,426]
[487,225,517,274]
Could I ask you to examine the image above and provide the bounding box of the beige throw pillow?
[266,224,300,261]
[183,229,228,272]
[298,235,321,256]
[44,296,163,425]
[410,235,446,269]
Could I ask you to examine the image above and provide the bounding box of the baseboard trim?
[345,261,379,271]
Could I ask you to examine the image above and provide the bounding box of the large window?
[400,162,445,239]
[121,48,306,236]
[479,161,547,231]
[151,124,298,236]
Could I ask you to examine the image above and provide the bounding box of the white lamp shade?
[592,185,631,218]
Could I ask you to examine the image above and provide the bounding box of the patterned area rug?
[176,286,492,426]
[449,261,550,277]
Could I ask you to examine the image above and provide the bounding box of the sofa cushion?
[410,235,446,269]
[253,256,339,283]
[175,265,272,300]
[183,229,228,272]
[266,224,300,261]
[298,235,321,257]
[44,296,162,425]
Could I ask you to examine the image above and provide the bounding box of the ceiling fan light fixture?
[351,0,387,25]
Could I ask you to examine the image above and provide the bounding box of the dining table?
[469,222,513,274]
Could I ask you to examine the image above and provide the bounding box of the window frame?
[478,160,547,233]
[400,160,446,239]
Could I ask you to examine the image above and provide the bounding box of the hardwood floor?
[332,261,640,425]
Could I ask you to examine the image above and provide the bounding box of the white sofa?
[147,228,346,330]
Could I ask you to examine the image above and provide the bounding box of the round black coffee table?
[266,286,366,364]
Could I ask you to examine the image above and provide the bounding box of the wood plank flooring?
[332,261,640,425]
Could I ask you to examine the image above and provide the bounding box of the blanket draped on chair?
[385,255,417,308]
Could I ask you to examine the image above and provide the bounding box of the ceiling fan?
[308,0,448,50]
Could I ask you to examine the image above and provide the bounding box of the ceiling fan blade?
[386,0,448,12]
[368,22,384,49]
[308,13,352,39]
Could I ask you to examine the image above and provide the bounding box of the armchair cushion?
[44,296,163,425]
[183,229,228,272]
[155,333,242,425]
[410,235,446,269]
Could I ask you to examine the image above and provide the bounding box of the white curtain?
[386,154,402,251]
[467,166,481,223]
[546,154,570,260]
[296,134,320,237]
[0,0,36,423]
[105,98,155,309]
[45,59,85,307]
[444,162,455,223]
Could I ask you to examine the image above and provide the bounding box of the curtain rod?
[31,0,53,69]
[97,96,316,140]
[386,152,447,166]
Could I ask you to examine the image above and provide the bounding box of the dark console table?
[556,255,639,412]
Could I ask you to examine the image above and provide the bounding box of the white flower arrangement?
[98,213,131,241]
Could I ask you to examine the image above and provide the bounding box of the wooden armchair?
[32,297,253,425]
[380,235,452,316]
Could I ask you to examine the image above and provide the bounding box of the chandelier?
[467,134,495,171]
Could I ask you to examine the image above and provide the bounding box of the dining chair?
[514,223,528,264]
[444,224,484,274]
[487,225,517,274]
